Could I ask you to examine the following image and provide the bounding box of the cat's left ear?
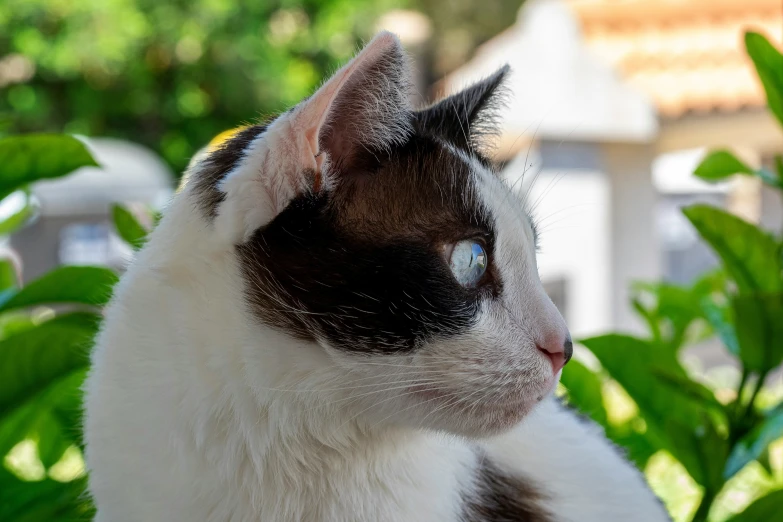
[290,31,413,179]
[416,65,509,154]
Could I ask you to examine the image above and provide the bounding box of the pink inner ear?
[291,32,404,171]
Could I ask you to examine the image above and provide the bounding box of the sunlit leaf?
[0,134,98,201]
[0,259,19,291]
[694,150,753,181]
[726,488,783,522]
[683,205,782,293]
[0,191,34,236]
[0,266,117,313]
[111,204,148,250]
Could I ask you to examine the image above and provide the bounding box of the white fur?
[84,33,669,522]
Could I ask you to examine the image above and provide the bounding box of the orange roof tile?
[568,0,783,117]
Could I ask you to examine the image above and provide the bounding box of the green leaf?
[683,205,782,293]
[0,191,34,236]
[606,427,659,470]
[0,265,118,313]
[0,370,85,461]
[581,335,694,424]
[0,401,41,458]
[581,334,726,487]
[775,156,783,186]
[700,296,740,357]
[732,292,783,373]
[111,203,148,250]
[35,412,71,469]
[0,134,98,201]
[726,407,783,479]
[0,258,19,291]
[757,447,774,476]
[0,313,98,418]
[651,369,725,415]
[560,360,608,426]
[726,489,783,522]
[694,150,754,181]
[49,369,87,452]
[745,31,783,128]
[0,469,93,522]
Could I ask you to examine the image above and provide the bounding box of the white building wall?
[502,152,612,339]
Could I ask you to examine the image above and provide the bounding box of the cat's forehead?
[329,133,494,241]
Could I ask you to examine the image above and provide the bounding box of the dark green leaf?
[775,156,783,186]
[0,135,98,201]
[683,205,782,293]
[745,31,783,128]
[0,313,98,417]
[757,447,774,476]
[35,412,71,469]
[725,406,783,479]
[560,360,607,426]
[49,370,87,452]
[111,204,148,250]
[0,265,118,313]
[726,489,783,522]
[694,150,754,181]
[732,292,783,373]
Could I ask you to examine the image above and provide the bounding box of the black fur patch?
[462,453,553,522]
[190,124,268,218]
[237,134,498,353]
[416,65,510,160]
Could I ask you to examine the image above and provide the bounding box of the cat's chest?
[461,458,554,522]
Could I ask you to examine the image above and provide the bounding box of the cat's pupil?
[449,240,487,287]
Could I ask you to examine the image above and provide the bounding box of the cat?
[84,32,670,522]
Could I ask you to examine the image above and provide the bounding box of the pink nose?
[537,334,573,374]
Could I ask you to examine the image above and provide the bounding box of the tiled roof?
[569,0,783,118]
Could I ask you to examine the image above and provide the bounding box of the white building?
[439,0,783,339]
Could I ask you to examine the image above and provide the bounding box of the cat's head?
[185,33,571,437]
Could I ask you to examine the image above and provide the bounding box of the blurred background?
[2,0,783,520]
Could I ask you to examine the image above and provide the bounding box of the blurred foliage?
[0,0,403,173]
[0,0,522,175]
[562,32,783,522]
[0,133,106,520]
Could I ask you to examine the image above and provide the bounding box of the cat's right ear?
[209,32,413,243]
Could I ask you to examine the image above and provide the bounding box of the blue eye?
[449,240,488,288]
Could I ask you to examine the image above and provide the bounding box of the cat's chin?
[403,378,556,438]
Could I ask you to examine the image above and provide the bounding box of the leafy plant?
[562,32,783,522]
[0,133,153,521]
